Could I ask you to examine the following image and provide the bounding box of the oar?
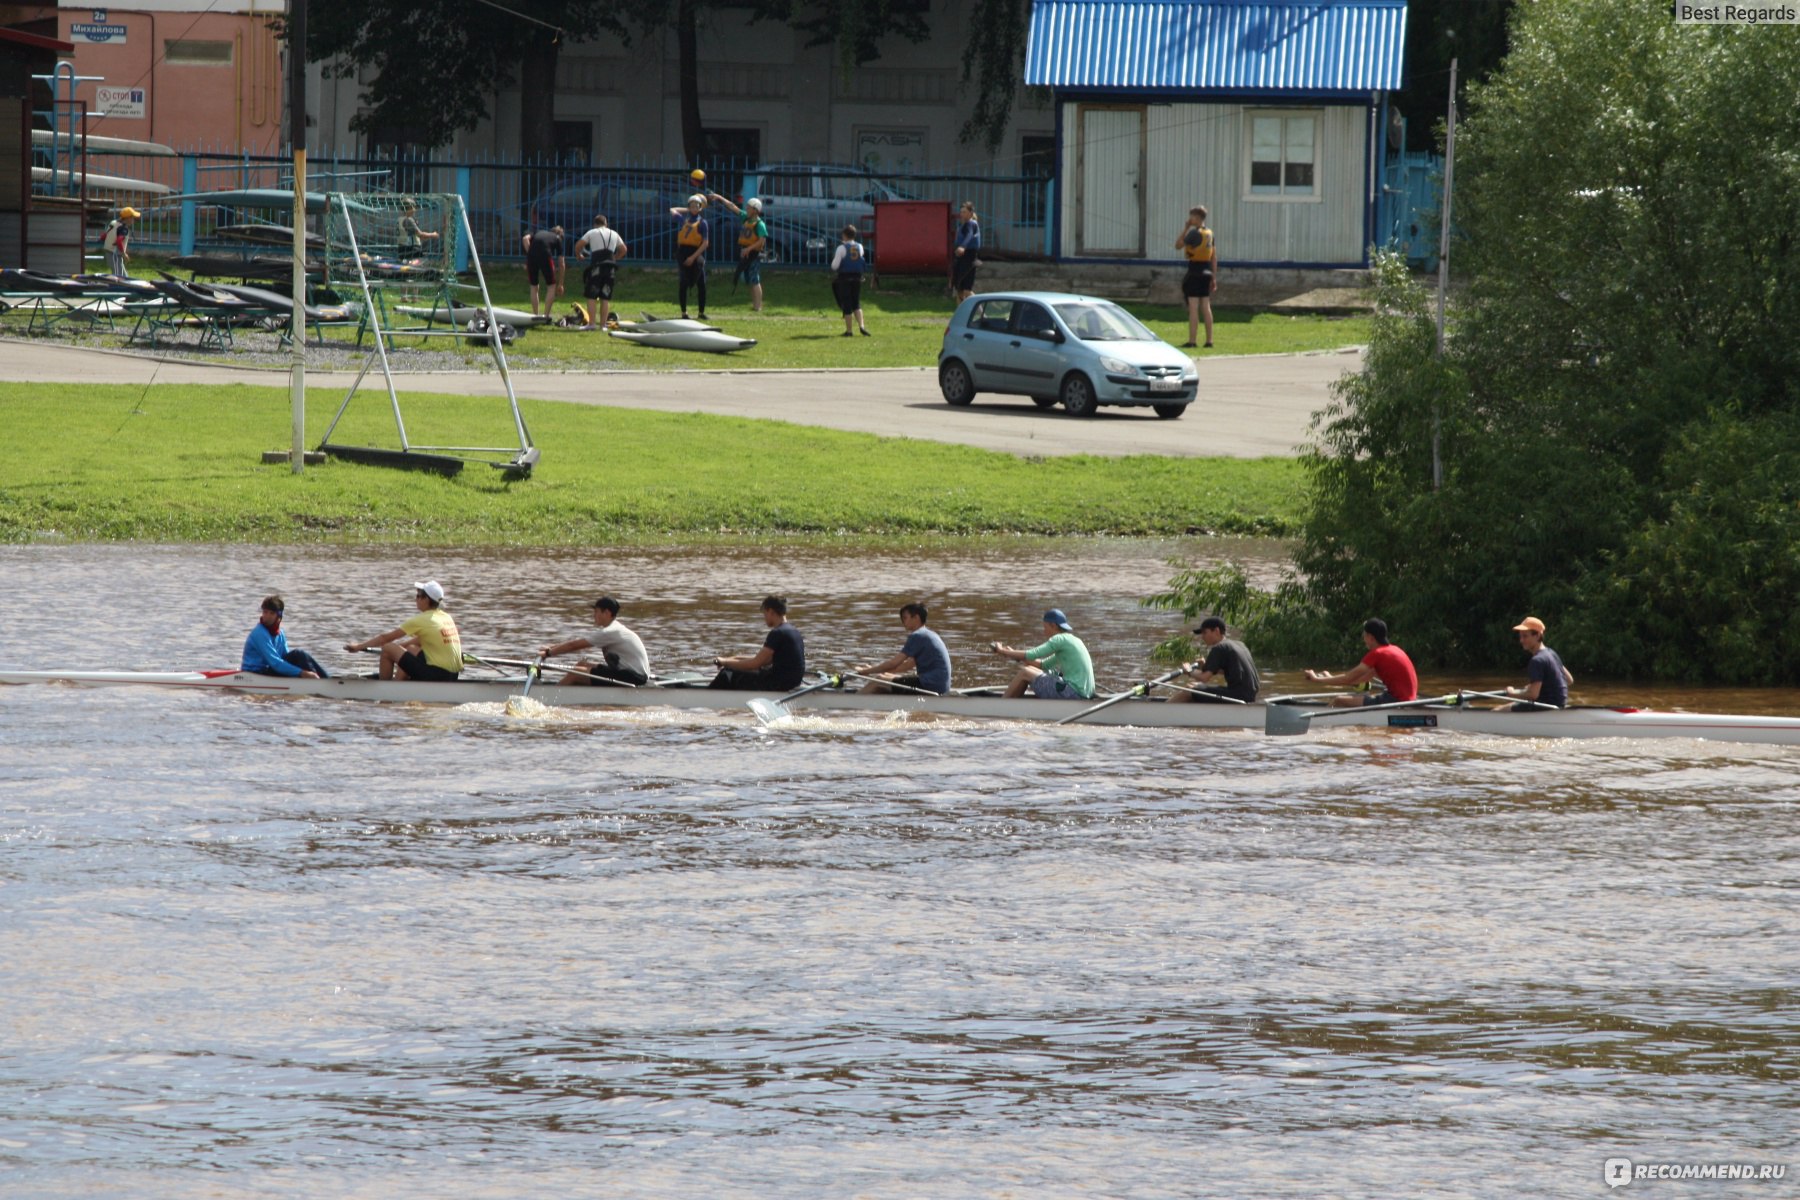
[1454,689,1559,711]
[837,669,940,697]
[1157,679,1247,703]
[747,673,845,725]
[1055,668,1188,726]
[503,654,545,715]
[1264,693,1461,737]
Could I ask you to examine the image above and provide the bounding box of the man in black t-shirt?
[708,595,807,691]
[1168,615,1259,703]
[522,225,566,316]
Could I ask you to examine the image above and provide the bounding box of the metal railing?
[27,145,1055,269]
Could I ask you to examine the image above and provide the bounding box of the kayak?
[606,328,757,353]
[395,303,549,327]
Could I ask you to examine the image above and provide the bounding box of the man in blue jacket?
[242,595,329,678]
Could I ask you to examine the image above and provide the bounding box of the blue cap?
[1043,608,1072,631]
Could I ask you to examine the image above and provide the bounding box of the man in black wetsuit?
[522,224,565,317]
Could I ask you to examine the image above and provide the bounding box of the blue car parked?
[937,292,1198,418]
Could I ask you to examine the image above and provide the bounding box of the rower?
[1167,615,1257,703]
[1304,617,1417,707]
[344,580,463,682]
[1504,616,1572,709]
[992,608,1095,699]
[539,595,651,686]
[855,602,952,694]
[242,594,328,679]
[708,596,805,691]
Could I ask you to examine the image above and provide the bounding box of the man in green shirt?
[992,608,1095,699]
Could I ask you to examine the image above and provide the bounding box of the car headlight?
[1099,356,1140,376]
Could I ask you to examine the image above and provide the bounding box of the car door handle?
[963,333,974,340]
[1009,340,1021,347]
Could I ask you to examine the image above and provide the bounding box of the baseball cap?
[746,197,763,211]
[414,580,445,602]
[120,206,141,220]
[1512,616,1545,634]
[1043,608,1072,631]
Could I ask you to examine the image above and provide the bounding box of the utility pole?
[1432,57,1458,492]
[289,0,308,474]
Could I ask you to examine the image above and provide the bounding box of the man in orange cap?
[104,207,139,277]
[1504,616,1573,708]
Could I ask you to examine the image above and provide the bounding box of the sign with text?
[71,21,128,43]
[1674,2,1799,20]
[94,87,147,120]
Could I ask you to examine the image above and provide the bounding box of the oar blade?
[1264,703,1315,737]
[747,697,789,726]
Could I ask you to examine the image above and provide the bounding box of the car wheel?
[1060,372,1098,417]
[761,239,782,266]
[1032,396,1058,410]
[1154,403,1187,419]
[940,359,976,406]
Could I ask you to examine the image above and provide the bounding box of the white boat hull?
[607,329,756,353]
[395,303,549,327]
[4,670,1800,744]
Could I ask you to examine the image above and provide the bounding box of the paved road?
[0,340,1361,458]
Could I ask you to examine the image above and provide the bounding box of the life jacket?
[1183,226,1215,263]
[677,218,706,249]
[102,220,128,250]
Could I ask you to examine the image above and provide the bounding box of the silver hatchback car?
[937,292,1198,418]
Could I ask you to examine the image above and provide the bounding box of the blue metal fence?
[28,147,1055,270]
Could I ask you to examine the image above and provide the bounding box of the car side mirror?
[1046,329,1065,344]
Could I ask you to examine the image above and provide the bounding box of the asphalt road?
[0,340,1362,458]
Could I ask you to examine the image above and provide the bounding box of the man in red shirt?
[1305,618,1419,707]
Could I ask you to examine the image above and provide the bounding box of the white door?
[1076,106,1144,256]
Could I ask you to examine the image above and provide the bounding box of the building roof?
[1,26,75,54]
[1024,0,1408,95]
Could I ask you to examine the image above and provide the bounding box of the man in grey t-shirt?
[539,595,652,686]
[856,601,952,694]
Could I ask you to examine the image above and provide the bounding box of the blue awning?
[1025,0,1408,94]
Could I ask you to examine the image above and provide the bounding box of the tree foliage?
[300,0,931,162]
[1158,1,1800,682]
[302,0,623,157]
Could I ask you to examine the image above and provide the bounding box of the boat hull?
[4,670,1800,744]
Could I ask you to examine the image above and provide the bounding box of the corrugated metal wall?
[1062,100,1370,265]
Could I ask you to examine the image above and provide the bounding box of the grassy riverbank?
[0,382,1305,542]
[0,262,1368,372]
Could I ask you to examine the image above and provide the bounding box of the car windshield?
[1053,302,1156,342]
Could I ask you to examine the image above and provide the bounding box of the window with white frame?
[1246,111,1318,199]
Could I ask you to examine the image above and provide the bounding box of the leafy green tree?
[302,0,623,159]
[1155,1,1800,682]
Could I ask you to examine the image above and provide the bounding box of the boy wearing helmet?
[103,207,139,277]
[709,192,767,312]
[666,194,712,319]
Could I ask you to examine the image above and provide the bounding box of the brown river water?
[0,542,1794,1199]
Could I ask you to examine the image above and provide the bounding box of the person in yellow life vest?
[666,193,712,319]
[709,192,766,312]
[344,580,464,682]
[103,207,139,277]
[1175,205,1218,349]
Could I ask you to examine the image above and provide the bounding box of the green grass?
[0,382,1306,543]
[1,259,1369,372]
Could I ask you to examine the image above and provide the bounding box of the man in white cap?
[991,608,1095,699]
[708,192,766,312]
[103,207,139,277]
[1504,616,1573,709]
[344,580,463,682]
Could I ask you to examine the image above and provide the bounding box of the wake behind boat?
[4,668,1800,744]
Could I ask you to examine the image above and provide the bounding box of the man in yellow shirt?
[344,580,463,681]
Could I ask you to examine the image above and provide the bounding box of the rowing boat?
[4,669,1799,744]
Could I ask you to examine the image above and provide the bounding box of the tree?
[301,0,623,160]
[1157,0,1800,682]
[299,0,932,164]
